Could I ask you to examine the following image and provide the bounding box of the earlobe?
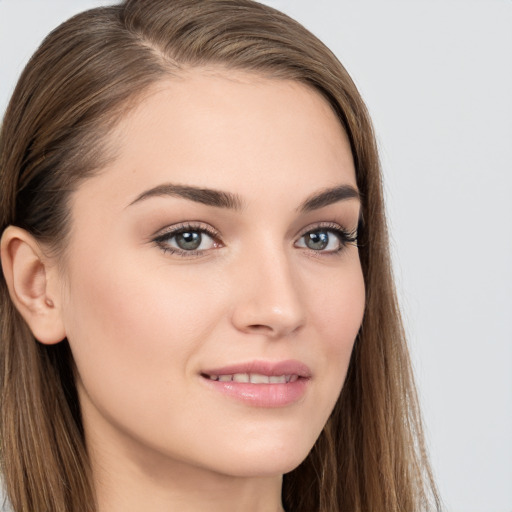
[0,226,66,345]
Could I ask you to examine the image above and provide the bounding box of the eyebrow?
[128,182,359,212]
[128,183,244,210]
[298,184,360,212]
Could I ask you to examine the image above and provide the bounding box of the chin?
[205,432,318,478]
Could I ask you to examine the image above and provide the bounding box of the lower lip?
[201,377,309,407]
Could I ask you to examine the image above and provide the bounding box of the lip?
[202,359,312,378]
[200,359,311,408]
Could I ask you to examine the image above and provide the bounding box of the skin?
[3,70,365,511]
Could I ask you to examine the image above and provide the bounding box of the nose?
[230,246,306,338]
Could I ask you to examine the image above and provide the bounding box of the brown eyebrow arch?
[128,183,244,210]
[298,184,360,212]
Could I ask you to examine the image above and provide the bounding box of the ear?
[0,226,66,344]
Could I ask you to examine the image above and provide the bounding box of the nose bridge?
[231,238,305,337]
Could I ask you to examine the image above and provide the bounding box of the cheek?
[311,259,365,348]
[307,258,365,394]
[65,238,216,340]
[61,246,221,415]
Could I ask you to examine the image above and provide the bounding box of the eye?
[295,225,357,253]
[153,223,221,256]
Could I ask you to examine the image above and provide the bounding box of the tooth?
[209,373,298,384]
[250,373,270,384]
[233,373,249,383]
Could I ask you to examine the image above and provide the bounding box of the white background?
[1,1,511,511]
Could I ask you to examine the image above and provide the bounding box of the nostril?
[247,324,273,331]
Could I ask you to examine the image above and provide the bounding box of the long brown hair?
[0,1,441,510]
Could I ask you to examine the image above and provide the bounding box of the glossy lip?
[200,359,311,408]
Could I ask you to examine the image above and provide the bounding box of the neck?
[88,428,285,512]
[93,462,284,512]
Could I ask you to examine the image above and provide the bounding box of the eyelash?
[297,222,358,256]
[152,222,358,258]
[153,222,221,257]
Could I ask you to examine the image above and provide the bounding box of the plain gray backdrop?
[1,1,511,511]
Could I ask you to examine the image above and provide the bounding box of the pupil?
[306,231,328,250]
[176,231,201,250]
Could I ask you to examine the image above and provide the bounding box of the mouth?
[200,360,311,407]
[202,373,300,384]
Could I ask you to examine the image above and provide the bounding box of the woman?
[0,0,441,511]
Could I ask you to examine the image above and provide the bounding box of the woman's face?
[58,70,365,479]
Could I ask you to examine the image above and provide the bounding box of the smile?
[200,360,311,407]
[205,373,300,384]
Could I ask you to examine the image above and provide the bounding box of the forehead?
[73,69,356,210]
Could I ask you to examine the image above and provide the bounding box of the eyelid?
[152,221,223,257]
[296,221,358,239]
[295,221,358,253]
[152,221,220,240]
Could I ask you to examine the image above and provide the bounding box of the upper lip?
[201,359,312,378]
